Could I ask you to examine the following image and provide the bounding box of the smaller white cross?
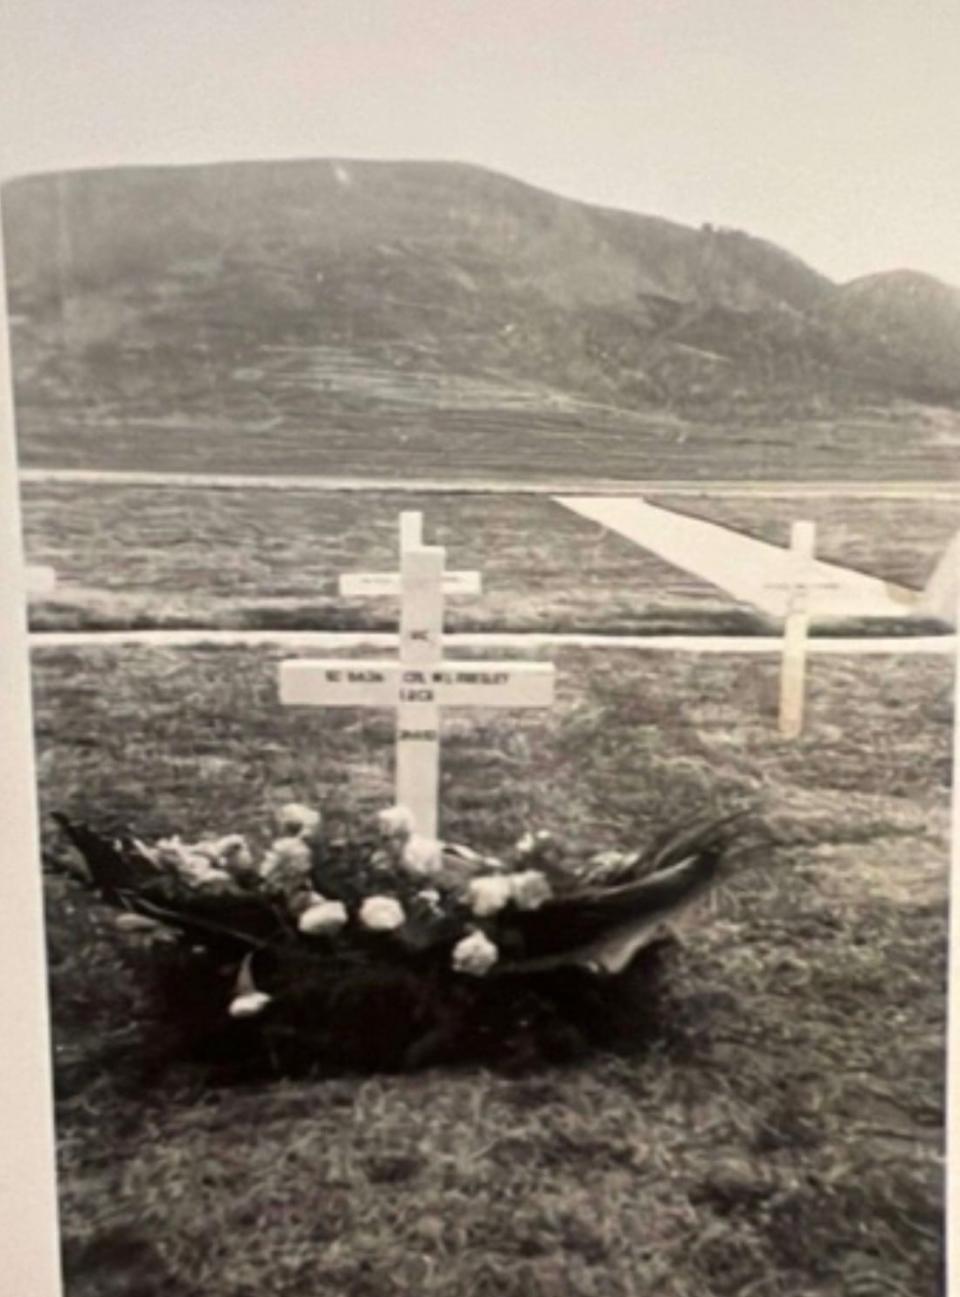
[763,521,819,738]
[24,566,56,599]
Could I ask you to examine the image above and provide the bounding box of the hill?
[816,270,960,404]
[2,158,959,476]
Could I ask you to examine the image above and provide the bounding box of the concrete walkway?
[555,496,920,618]
[29,628,953,655]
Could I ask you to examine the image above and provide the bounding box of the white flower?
[401,834,443,878]
[298,898,349,937]
[514,831,537,856]
[154,836,231,886]
[452,929,499,977]
[416,888,442,912]
[260,837,313,881]
[589,850,630,873]
[155,836,200,873]
[131,837,160,866]
[194,867,235,893]
[509,870,552,911]
[359,896,406,932]
[376,805,416,841]
[209,834,254,875]
[276,803,322,840]
[468,875,514,917]
[228,991,272,1019]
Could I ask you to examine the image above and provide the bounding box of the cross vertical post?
[396,519,445,838]
[779,520,815,738]
[399,510,423,551]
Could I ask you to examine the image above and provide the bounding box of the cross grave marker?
[279,512,555,838]
[24,565,56,599]
[761,521,845,738]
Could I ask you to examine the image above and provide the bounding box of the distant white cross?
[280,512,555,838]
[761,521,839,738]
[24,566,56,599]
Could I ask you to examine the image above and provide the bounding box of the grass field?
[19,484,763,636]
[36,643,949,1297]
[14,399,960,485]
[20,483,959,636]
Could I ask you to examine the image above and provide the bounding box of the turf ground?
[20,483,960,635]
[36,643,948,1297]
[14,398,960,483]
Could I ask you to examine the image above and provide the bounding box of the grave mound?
[51,803,745,1076]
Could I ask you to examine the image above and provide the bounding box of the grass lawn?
[20,484,762,636]
[34,643,949,1297]
[21,483,957,635]
[14,400,960,483]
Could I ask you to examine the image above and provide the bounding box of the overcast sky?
[2,0,958,286]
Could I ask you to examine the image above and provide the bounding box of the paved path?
[555,496,920,618]
[19,467,960,499]
[29,629,953,655]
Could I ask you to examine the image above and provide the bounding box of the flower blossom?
[359,896,406,932]
[401,834,443,878]
[514,829,557,859]
[192,833,252,868]
[468,875,514,917]
[452,929,499,976]
[416,888,442,913]
[376,805,417,841]
[153,836,233,888]
[260,837,313,881]
[194,868,235,893]
[276,803,322,841]
[508,870,552,911]
[210,834,255,875]
[298,898,349,937]
[260,838,315,911]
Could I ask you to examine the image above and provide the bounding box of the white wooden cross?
[762,521,842,738]
[24,565,56,599]
[279,512,555,838]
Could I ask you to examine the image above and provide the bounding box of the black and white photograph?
[1,3,957,1295]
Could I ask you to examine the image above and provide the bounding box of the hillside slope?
[2,158,959,475]
[816,270,960,403]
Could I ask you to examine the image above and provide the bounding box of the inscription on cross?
[279,512,555,838]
